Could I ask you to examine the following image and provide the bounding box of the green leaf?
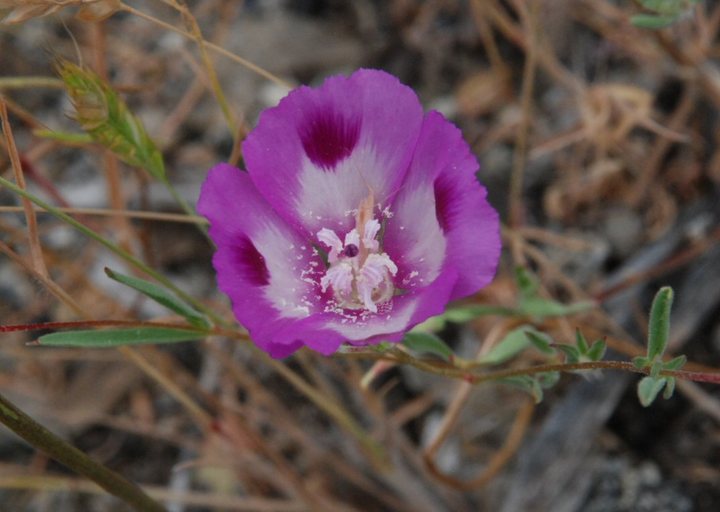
[637,376,667,407]
[647,286,673,360]
[663,377,676,399]
[663,354,687,371]
[639,0,692,15]
[514,267,539,299]
[537,371,560,389]
[402,332,454,362]
[412,305,516,333]
[33,128,93,144]
[633,356,650,369]
[631,14,678,29]
[477,326,532,365]
[575,329,589,353]
[38,327,205,347]
[443,305,516,322]
[556,344,580,363]
[518,296,594,320]
[499,375,544,403]
[525,330,555,355]
[410,315,447,333]
[105,267,210,329]
[586,339,607,361]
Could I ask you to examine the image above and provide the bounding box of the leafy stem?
[0,175,223,326]
[341,347,720,386]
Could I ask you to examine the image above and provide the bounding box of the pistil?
[316,200,397,313]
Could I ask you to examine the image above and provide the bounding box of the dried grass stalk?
[0,0,119,24]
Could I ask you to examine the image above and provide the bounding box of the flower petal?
[242,69,424,236]
[384,111,500,299]
[198,164,327,356]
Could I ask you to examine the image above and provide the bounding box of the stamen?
[315,207,397,312]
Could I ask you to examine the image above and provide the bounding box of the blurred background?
[1,0,720,510]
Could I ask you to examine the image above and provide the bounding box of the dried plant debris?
[0,0,119,24]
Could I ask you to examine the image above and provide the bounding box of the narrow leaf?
[33,128,93,144]
[38,327,205,347]
[575,329,589,353]
[525,330,555,355]
[631,14,678,29]
[637,376,667,407]
[663,354,687,371]
[556,344,580,363]
[647,286,673,360]
[518,296,594,319]
[499,375,543,402]
[663,377,676,399]
[105,267,210,328]
[402,332,454,362]
[477,326,532,365]
[586,339,607,361]
[412,305,516,333]
[514,267,539,299]
[443,305,516,322]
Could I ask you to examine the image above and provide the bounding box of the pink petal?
[384,111,500,300]
[242,69,424,237]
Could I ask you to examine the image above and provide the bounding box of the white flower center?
[317,215,397,313]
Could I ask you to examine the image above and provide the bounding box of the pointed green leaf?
[477,326,532,365]
[637,376,667,407]
[518,296,594,319]
[663,354,687,371]
[525,330,555,355]
[556,344,580,363]
[586,339,607,361]
[639,0,686,14]
[105,267,210,329]
[647,286,673,360]
[443,305,517,322]
[575,329,589,353]
[38,327,205,347]
[514,267,539,299]
[499,375,543,402]
[33,128,93,144]
[631,14,678,29]
[402,332,454,362]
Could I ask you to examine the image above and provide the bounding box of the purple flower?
[198,69,500,358]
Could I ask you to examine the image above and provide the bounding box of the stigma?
[316,201,397,313]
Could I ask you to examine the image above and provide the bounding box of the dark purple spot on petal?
[343,244,359,258]
[232,235,270,286]
[300,108,360,170]
[433,175,458,232]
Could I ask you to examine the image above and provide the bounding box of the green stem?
[0,392,166,512]
[163,179,213,245]
[0,77,65,89]
[0,175,222,326]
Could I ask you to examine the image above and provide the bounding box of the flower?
[198,69,500,358]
